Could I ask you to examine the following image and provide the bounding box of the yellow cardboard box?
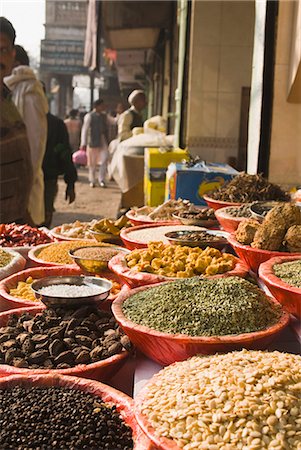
[144,148,188,206]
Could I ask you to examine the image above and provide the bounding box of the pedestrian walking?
[80,99,109,188]
[64,108,82,153]
[0,17,33,224]
[4,44,48,226]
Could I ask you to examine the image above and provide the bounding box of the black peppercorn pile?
[0,385,134,449]
[0,306,132,369]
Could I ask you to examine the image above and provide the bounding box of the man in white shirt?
[118,90,146,142]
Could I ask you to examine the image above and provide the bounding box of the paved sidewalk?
[51,168,122,227]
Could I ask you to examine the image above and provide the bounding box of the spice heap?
[0,305,131,369]
[73,246,121,262]
[209,173,289,202]
[175,207,216,221]
[9,276,37,302]
[0,223,51,247]
[130,199,193,221]
[126,243,235,278]
[57,220,96,239]
[235,203,301,251]
[222,204,253,218]
[274,259,301,288]
[126,225,209,244]
[0,386,133,449]
[37,241,102,264]
[122,277,281,336]
[166,230,225,244]
[0,249,13,268]
[139,350,301,450]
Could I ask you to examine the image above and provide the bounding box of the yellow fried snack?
[125,242,236,278]
[9,276,37,302]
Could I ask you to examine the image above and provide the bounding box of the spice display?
[166,230,224,243]
[274,259,301,288]
[37,241,102,264]
[123,277,281,336]
[235,203,301,251]
[126,242,235,277]
[139,350,301,450]
[90,215,129,236]
[73,246,120,262]
[56,220,96,239]
[130,199,192,221]
[0,223,51,247]
[0,249,13,267]
[175,207,216,221]
[209,173,290,202]
[223,204,253,218]
[0,305,132,369]
[9,276,37,302]
[125,225,203,244]
[0,386,133,449]
[38,283,106,297]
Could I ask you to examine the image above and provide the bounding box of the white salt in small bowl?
[31,275,112,308]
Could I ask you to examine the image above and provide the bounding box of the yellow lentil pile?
[9,277,37,302]
[125,242,235,277]
[139,350,301,450]
[37,241,102,265]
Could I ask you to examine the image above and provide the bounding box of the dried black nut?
[31,334,48,344]
[92,338,102,349]
[22,319,37,333]
[48,326,64,339]
[70,306,93,319]
[54,351,75,366]
[104,329,117,337]
[64,330,75,339]
[75,326,90,336]
[120,335,132,351]
[90,346,103,360]
[63,338,74,348]
[0,326,16,334]
[96,318,110,326]
[72,346,84,356]
[74,350,90,365]
[0,334,13,344]
[87,313,99,323]
[43,359,53,368]
[28,350,49,365]
[16,332,29,345]
[12,358,29,368]
[75,335,93,348]
[65,318,79,333]
[49,339,64,358]
[35,340,50,350]
[107,342,123,357]
[5,348,22,365]
[22,338,35,354]
[1,339,17,349]
[56,363,71,369]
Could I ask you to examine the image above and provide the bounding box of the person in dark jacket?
[42,112,77,228]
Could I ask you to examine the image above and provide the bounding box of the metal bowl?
[164,229,229,249]
[250,201,286,222]
[172,211,218,228]
[69,245,129,275]
[31,275,112,307]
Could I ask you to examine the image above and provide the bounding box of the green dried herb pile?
[274,259,301,288]
[122,276,282,337]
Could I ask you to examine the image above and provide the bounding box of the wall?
[186,1,255,163]
[269,0,301,185]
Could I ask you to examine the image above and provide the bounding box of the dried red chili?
[0,223,52,247]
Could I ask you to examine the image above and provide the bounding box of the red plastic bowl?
[112,284,289,366]
[126,210,180,227]
[0,266,129,312]
[203,194,242,211]
[227,234,301,273]
[109,253,249,289]
[259,256,301,318]
[215,207,245,232]
[0,306,129,381]
[0,374,153,450]
[120,222,188,250]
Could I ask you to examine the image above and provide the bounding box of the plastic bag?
[72,148,87,166]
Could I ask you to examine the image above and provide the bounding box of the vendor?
[118,90,146,142]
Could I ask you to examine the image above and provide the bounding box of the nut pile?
[0,305,131,369]
[235,204,301,251]
[126,243,235,278]
[0,386,134,449]
[139,350,301,449]
[122,277,282,336]
[0,223,51,247]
